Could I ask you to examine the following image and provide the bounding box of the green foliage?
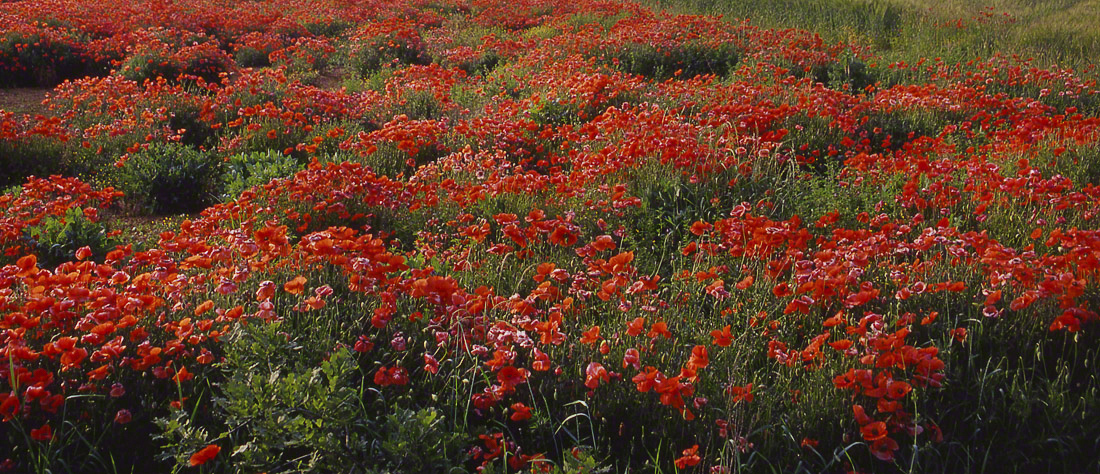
[0,136,68,188]
[349,38,431,78]
[120,43,232,85]
[370,407,469,473]
[21,207,118,268]
[304,20,354,39]
[115,142,223,215]
[234,46,271,68]
[385,90,445,121]
[605,41,740,80]
[223,150,304,199]
[157,322,469,473]
[119,50,183,84]
[529,99,583,126]
[164,98,219,149]
[0,30,91,87]
[918,313,1100,473]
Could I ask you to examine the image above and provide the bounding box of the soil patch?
[0,87,50,116]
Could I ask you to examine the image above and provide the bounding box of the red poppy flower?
[674,444,701,468]
[510,402,532,421]
[580,325,600,345]
[498,366,529,390]
[710,325,733,347]
[30,423,52,441]
[870,436,899,461]
[75,246,93,260]
[549,225,577,246]
[687,345,709,370]
[584,362,609,389]
[647,321,671,339]
[114,409,132,424]
[626,317,646,337]
[861,421,888,441]
[189,444,221,466]
[622,348,641,370]
[592,235,617,251]
[727,383,753,403]
[632,366,661,393]
[423,354,440,374]
[689,220,712,235]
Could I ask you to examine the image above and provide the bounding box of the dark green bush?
[120,42,233,85]
[115,142,223,214]
[0,137,68,188]
[349,37,431,78]
[606,41,740,80]
[163,99,219,148]
[0,30,91,87]
[119,49,183,83]
[233,46,271,68]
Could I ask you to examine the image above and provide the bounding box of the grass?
[650,0,1100,71]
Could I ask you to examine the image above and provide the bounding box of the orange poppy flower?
[687,345,709,370]
[189,444,221,466]
[735,275,754,290]
[592,235,617,251]
[727,383,753,403]
[647,321,671,339]
[632,366,660,392]
[710,325,733,347]
[674,445,701,468]
[16,254,37,277]
[580,326,600,345]
[284,276,307,295]
[194,300,214,316]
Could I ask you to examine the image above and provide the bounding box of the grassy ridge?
[652,0,1100,69]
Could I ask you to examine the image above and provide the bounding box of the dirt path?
[311,66,350,90]
[0,87,50,116]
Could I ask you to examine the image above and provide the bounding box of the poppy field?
[1,0,1099,472]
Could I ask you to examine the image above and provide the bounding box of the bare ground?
[0,87,50,116]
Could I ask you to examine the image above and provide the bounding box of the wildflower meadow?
[1,0,1098,472]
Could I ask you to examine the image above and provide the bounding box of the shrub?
[115,142,223,214]
[21,206,118,268]
[223,150,303,199]
[605,41,740,80]
[0,135,69,188]
[0,29,91,87]
[175,42,234,84]
[156,323,469,473]
[119,46,182,84]
[119,33,233,84]
[346,20,432,77]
